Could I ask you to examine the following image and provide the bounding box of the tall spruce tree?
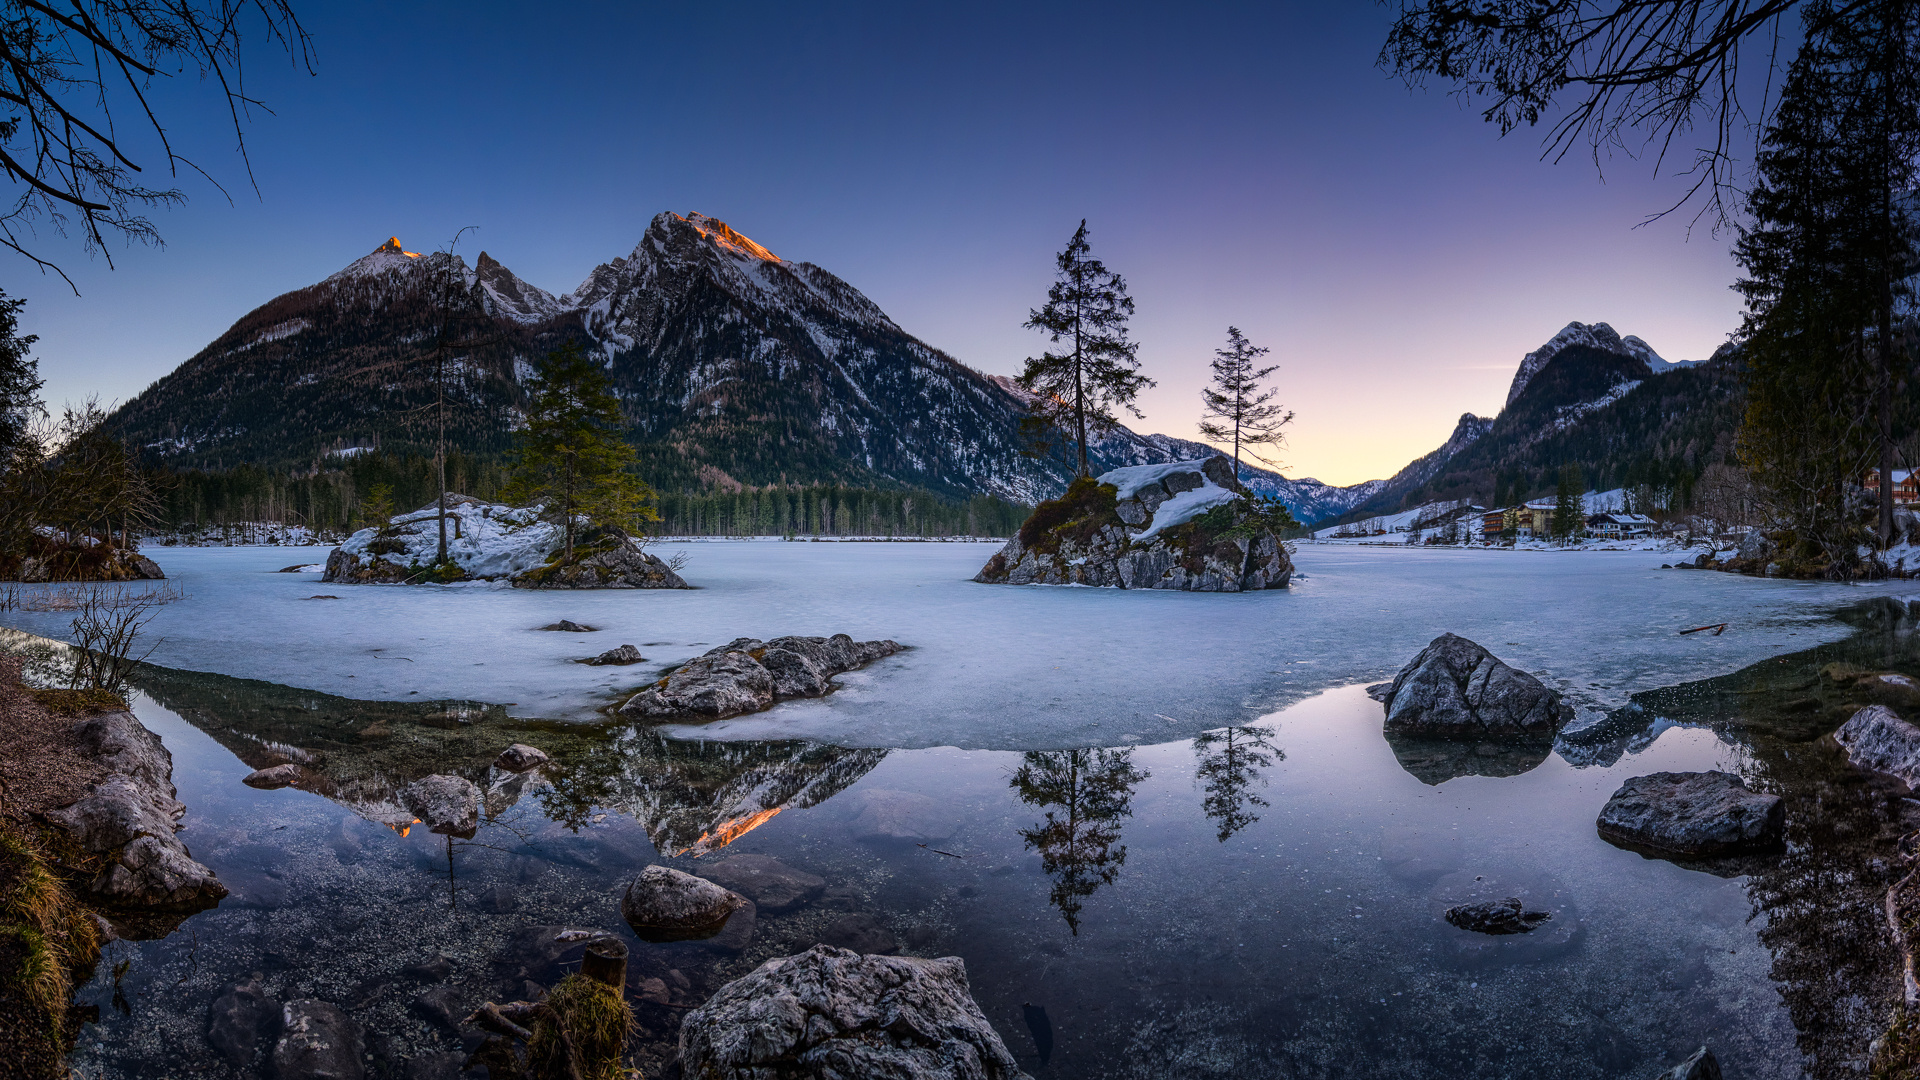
[1018,221,1154,476]
[1736,3,1920,567]
[1551,464,1584,540]
[1198,326,1292,483]
[506,342,658,560]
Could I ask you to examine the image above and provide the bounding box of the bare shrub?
[43,583,186,692]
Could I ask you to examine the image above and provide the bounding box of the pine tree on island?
[1017,220,1154,477]
[506,342,659,561]
[1197,326,1293,484]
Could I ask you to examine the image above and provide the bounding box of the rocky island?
[322,495,689,588]
[972,457,1294,591]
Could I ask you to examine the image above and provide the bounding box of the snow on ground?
[1136,482,1239,539]
[148,523,343,547]
[4,541,1912,748]
[332,500,565,579]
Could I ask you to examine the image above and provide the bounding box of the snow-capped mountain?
[1505,321,1664,406]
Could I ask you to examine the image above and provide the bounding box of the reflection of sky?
[5,542,1911,749]
[14,2,1751,485]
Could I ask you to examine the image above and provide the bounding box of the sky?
[12,1,1751,487]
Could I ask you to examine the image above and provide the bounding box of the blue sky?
[13,1,1746,486]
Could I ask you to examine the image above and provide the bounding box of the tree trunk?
[1073,293,1089,478]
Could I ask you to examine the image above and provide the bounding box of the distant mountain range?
[105,213,1728,524]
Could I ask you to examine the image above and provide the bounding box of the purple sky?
[13,1,1745,487]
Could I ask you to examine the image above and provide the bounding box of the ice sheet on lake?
[2,543,1913,750]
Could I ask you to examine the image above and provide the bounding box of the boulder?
[700,854,825,913]
[42,710,227,914]
[540,620,597,632]
[618,635,903,723]
[1834,705,1920,789]
[679,945,1030,1080]
[583,643,645,666]
[207,976,280,1069]
[243,763,307,789]
[622,865,747,942]
[1596,771,1784,857]
[493,743,550,773]
[974,457,1292,593]
[401,775,480,838]
[1654,1046,1722,1080]
[271,999,365,1080]
[1377,634,1570,741]
[1443,897,1551,935]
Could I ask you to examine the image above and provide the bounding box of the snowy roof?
[1589,512,1656,525]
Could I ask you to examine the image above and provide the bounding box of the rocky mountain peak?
[326,236,430,284]
[1505,321,1664,407]
[678,212,781,262]
[473,251,562,325]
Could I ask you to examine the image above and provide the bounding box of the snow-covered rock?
[974,457,1293,591]
[324,496,561,584]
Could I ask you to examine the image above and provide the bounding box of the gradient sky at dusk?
[13,1,1749,487]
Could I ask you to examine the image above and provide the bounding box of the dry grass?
[529,974,635,1080]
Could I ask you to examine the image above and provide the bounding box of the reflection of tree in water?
[1012,747,1148,935]
[1192,726,1280,842]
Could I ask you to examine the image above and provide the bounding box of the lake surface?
[11,542,1920,1079]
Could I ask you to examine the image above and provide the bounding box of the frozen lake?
[10,541,1920,1079]
[4,541,1911,747]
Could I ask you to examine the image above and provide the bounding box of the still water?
[9,543,1920,1078]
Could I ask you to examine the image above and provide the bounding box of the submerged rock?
[206,976,280,1069]
[1596,771,1784,857]
[700,854,825,913]
[400,774,480,838]
[973,457,1293,592]
[583,643,645,666]
[1377,634,1569,741]
[242,763,306,789]
[272,999,366,1080]
[42,710,227,915]
[617,634,903,723]
[1654,1046,1722,1080]
[1834,705,1920,789]
[821,912,900,955]
[540,620,597,633]
[493,743,550,773]
[621,865,747,942]
[679,945,1030,1080]
[1444,897,1551,935]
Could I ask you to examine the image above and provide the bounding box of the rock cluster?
[1595,771,1784,857]
[512,535,690,589]
[12,547,165,582]
[679,945,1031,1080]
[583,643,644,666]
[1376,634,1570,741]
[43,709,226,914]
[618,634,903,723]
[322,497,690,588]
[973,457,1293,592]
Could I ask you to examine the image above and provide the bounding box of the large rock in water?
[1377,634,1570,740]
[1596,771,1784,857]
[42,710,227,916]
[323,498,690,588]
[1833,705,1920,788]
[679,944,1031,1080]
[400,774,480,838]
[973,457,1293,592]
[618,634,904,723]
[622,865,748,942]
[511,525,691,589]
[270,999,365,1080]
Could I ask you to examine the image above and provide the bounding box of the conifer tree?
[1197,326,1292,483]
[1552,464,1584,540]
[1018,221,1154,477]
[506,342,658,560]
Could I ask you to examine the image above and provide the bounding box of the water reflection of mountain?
[540,730,887,855]
[122,663,887,855]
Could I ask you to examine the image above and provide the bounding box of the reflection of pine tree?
[1011,748,1148,935]
[1191,726,1282,842]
